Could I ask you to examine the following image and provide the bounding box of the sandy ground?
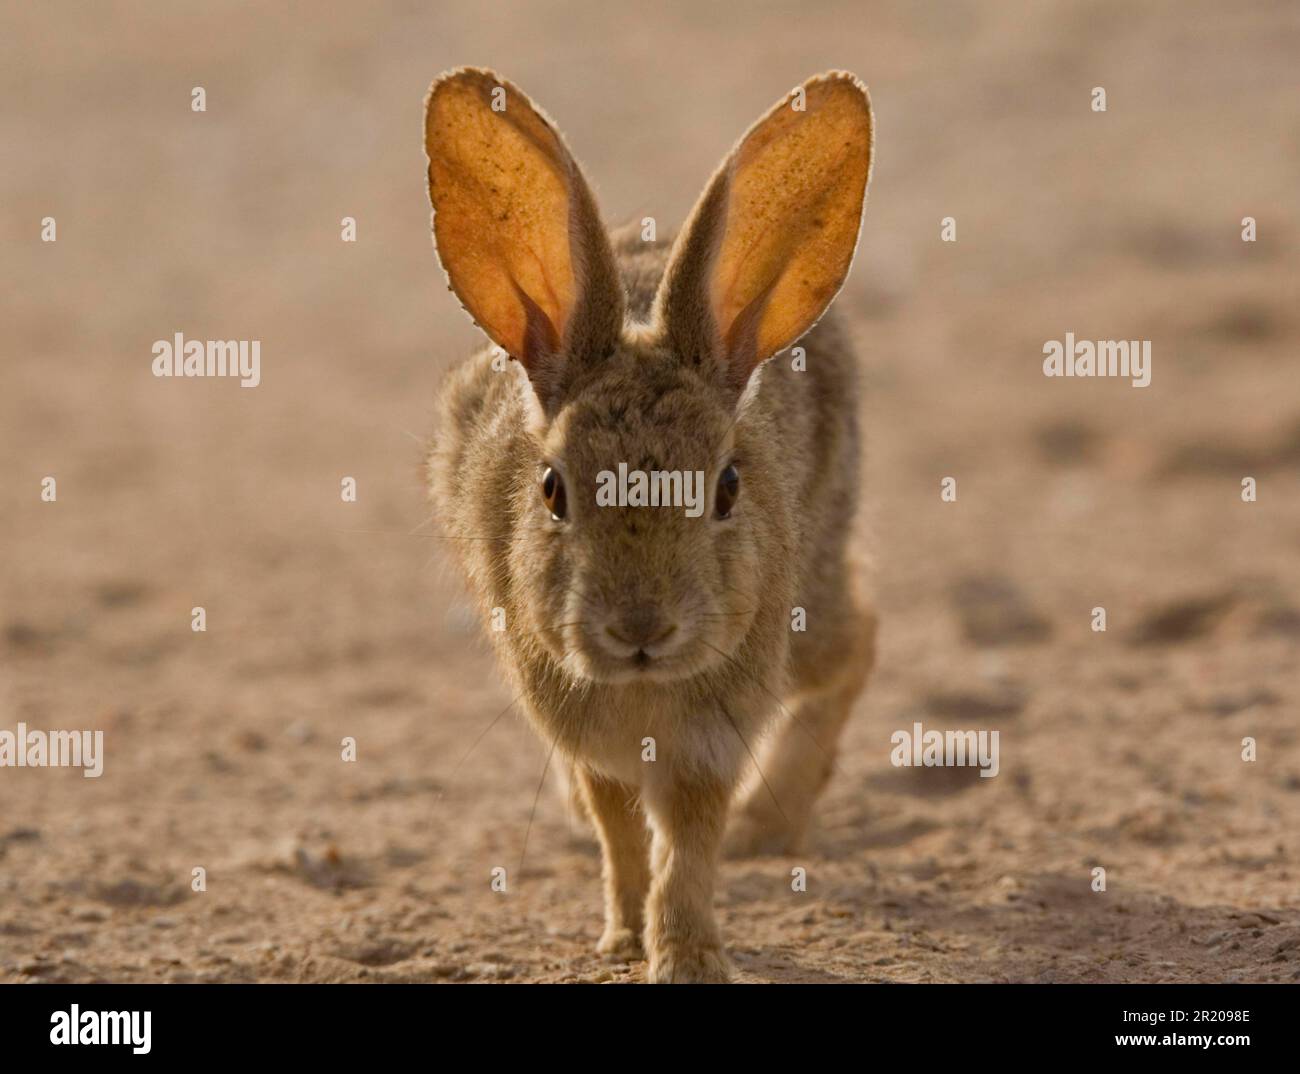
[1,0,1298,984]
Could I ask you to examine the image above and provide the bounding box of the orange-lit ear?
[655,72,873,392]
[424,68,623,401]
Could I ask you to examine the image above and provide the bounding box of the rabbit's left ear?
[425,68,623,406]
[654,73,873,393]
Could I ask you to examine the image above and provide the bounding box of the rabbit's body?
[424,69,876,981]
[432,225,873,782]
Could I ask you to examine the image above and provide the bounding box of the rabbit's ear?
[654,73,873,393]
[425,69,623,403]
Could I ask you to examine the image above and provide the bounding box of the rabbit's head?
[425,69,872,685]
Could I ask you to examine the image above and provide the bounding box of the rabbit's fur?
[424,69,876,982]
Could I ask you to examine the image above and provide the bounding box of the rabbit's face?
[516,344,762,686]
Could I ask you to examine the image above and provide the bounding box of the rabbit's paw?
[723,805,805,859]
[596,926,644,963]
[647,944,733,984]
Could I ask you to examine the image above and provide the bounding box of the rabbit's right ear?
[654,73,873,395]
[424,69,623,407]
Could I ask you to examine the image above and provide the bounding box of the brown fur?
[424,69,876,982]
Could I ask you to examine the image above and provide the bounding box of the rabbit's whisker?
[438,691,526,794]
[698,639,843,778]
[332,527,516,542]
[703,680,789,827]
[516,735,559,878]
[407,509,440,533]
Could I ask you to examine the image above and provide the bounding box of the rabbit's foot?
[596,926,644,963]
[723,799,808,859]
[647,943,733,984]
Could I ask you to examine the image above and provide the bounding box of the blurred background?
[1,0,1297,982]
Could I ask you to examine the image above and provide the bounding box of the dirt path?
[2,0,1298,983]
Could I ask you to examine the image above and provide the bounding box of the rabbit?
[423,67,877,983]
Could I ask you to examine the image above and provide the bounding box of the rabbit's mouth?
[572,648,710,686]
[561,618,726,686]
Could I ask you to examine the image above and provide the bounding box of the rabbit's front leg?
[577,767,651,962]
[642,775,733,983]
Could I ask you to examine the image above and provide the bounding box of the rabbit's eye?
[715,464,740,519]
[541,466,567,521]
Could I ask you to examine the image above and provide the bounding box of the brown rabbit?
[423,68,876,982]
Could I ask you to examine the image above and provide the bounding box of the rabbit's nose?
[606,607,678,650]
